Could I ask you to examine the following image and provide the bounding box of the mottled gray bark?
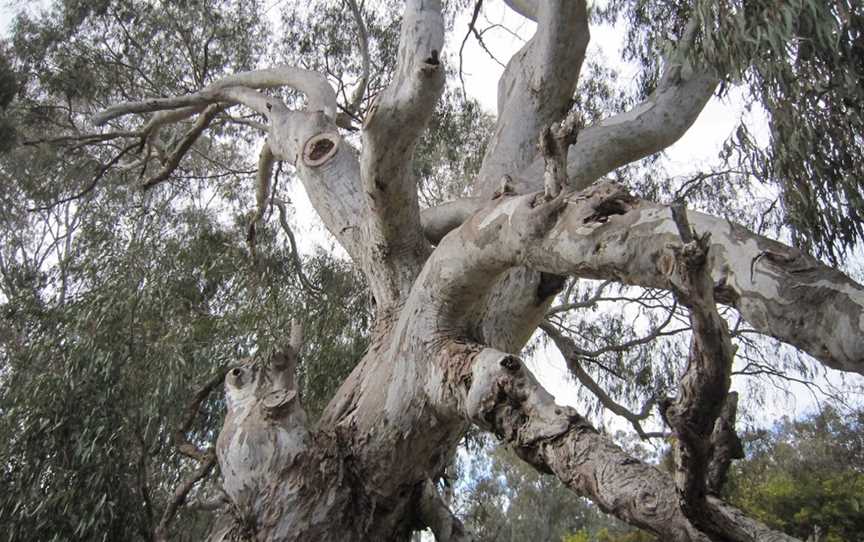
[90,1,862,540]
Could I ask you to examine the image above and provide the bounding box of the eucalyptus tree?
[2,0,864,541]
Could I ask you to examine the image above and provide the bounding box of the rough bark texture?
[89,1,864,540]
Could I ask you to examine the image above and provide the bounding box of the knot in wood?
[302,132,339,167]
[500,355,521,372]
[262,389,297,418]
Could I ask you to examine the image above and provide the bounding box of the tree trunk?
[90,1,864,541]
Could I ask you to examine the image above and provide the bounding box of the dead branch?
[174,368,228,463]
[142,104,225,189]
[458,0,484,98]
[660,204,750,540]
[343,0,370,120]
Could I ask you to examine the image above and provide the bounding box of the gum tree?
[4,0,864,541]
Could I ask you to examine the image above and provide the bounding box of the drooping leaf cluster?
[597,0,864,262]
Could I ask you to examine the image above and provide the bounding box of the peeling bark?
[88,3,863,540]
[449,346,796,541]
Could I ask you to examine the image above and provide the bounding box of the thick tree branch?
[420,196,486,245]
[410,182,864,378]
[94,65,336,125]
[357,0,444,307]
[273,112,366,263]
[502,0,538,21]
[448,346,797,541]
[94,85,280,125]
[503,68,719,195]
[475,0,589,195]
[496,12,718,196]
[210,66,337,117]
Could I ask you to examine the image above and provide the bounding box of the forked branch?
[357,0,445,306]
[476,0,589,194]
[541,321,663,440]
[94,65,337,125]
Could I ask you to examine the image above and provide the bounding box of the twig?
[458,0,484,98]
[273,199,322,295]
[153,368,227,541]
[28,142,139,212]
[142,104,225,190]
[541,321,664,440]
[344,0,370,119]
[153,453,217,542]
[174,368,228,463]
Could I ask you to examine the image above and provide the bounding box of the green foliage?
[458,439,653,542]
[565,528,656,542]
[415,89,494,206]
[0,43,19,152]
[295,251,371,417]
[597,0,864,262]
[724,407,864,541]
[698,0,864,261]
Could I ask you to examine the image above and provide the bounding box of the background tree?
[459,435,657,542]
[723,407,864,542]
[0,0,863,541]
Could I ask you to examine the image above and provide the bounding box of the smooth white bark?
[358,0,445,307]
